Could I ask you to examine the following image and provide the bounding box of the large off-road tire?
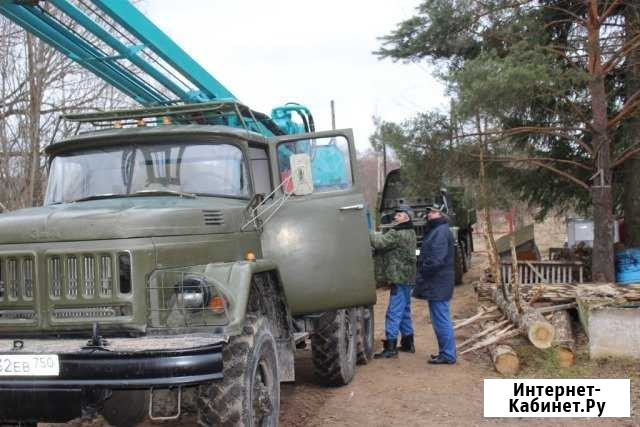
[0,424,36,427]
[461,234,472,273]
[356,306,375,365]
[454,247,464,286]
[101,390,149,427]
[197,315,279,427]
[311,309,357,386]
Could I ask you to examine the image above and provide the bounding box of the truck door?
[261,129,376,315]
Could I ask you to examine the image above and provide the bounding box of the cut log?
[481,320,520,376]
[491,286,555,349]
[475,281,578,303]
[490,344,520,376]
[537,302,577,315]
[550,310,576,368]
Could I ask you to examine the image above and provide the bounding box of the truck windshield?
[44,142,250,205]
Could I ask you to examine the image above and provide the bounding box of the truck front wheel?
[356,306,375,364]
[197,315,279,427]
[311,308,357,386]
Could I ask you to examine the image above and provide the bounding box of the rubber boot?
[399,335,415,353]
[373,339,398,359]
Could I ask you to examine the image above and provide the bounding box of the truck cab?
[0,122,376,425]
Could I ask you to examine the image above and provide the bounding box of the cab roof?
[46,124,269,156]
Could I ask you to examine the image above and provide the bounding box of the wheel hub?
[252,360,274,423]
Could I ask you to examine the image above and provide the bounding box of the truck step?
[294,332,309,345]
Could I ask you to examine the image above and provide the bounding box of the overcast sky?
[145,0,448,150]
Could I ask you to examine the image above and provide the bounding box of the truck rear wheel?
[197,315,279,427]
[461,234,472,273]
[356,306,375,364]
[454,247,464,286]
[311,309,357,386]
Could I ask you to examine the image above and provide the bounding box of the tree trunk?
[491,286,555,349]
[550,310,575,368]
[591,185,615,282]
[25,34,44,208]
[476,113,500,283]
[623,5,640,247]
[586,3,615,282]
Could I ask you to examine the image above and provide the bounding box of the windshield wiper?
[72,193,128,203]
[133,189,197,199]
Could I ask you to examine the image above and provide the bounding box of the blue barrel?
[615,248,640,284]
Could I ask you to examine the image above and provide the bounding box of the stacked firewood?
[463,280,640,374]
[475,281,640,304]
[455,294,576,374]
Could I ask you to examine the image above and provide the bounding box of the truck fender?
[200,259,295,381]
[199,259,284,336]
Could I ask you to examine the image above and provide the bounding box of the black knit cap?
[394,204,414,217]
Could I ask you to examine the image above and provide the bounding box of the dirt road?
[279,254,638,427]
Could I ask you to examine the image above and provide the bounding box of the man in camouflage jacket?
[370,207,417,359]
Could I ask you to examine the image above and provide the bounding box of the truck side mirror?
[290,154,314,196]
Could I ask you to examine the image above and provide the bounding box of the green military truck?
[379,169,476,285]
[0,107,376,425]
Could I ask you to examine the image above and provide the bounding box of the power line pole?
[382,141,387,178]
[330,99,336,130]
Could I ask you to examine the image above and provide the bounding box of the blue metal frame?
[0,0,312,136]
[89,0,235,102]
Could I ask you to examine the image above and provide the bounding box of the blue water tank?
[615,248,640,284]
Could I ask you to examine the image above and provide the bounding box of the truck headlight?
[148,270,229,329]
[175,275,211,309]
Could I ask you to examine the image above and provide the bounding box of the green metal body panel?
[0,126,376,339]
[262,129,376,315]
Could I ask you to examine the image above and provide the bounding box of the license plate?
[0,354,60,376]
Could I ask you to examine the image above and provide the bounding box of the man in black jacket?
[413,205,457,364]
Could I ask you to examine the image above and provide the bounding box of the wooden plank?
[525,261,548,284]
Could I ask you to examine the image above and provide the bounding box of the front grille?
[0,256,35,302]
[0,309,37,322]
[0,250,135,327]
[53,305,131,320]
[414,223,426,246]
[47,253,125,300]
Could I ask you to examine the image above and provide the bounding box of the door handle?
[339,204,364,211]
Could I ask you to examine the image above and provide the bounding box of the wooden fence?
[501,261,584,285]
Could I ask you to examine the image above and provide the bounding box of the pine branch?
[608,87,640,130]
[612,143,640,169]
[472,155,592,171]
[602,31,640,74]
[542,4,587,26]
[530,160,590,190]
[599,0,624,24]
